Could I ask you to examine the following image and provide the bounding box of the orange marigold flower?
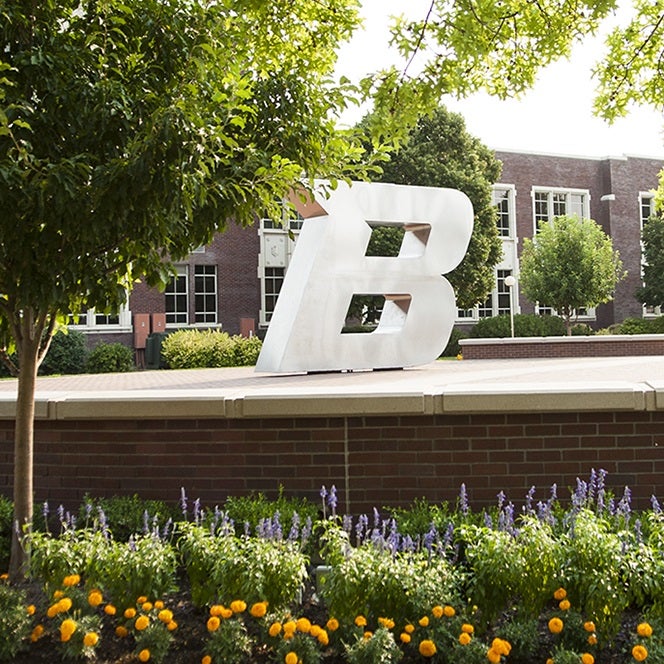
[115,625,128,638]
[47,604,60,619]
[88,590,103,607]
[154,601,164,610]
[559,599,571,611]
[284,653,298,664]
[142,602,153,612]
[250,602,268,618]
[207,616,221,632]
[632,644,648,662]
[487,648,501,664]
[354,615,367,627]
[158,609,174,624]
[553,587,567,600]
[404,623,415,634]
[431,605,444,618]
[230,600,246,614]
[546,659,554,664]
[63,574,80,587]
[419,639,437,658]
[317,630,329,646]
[581,653,594,664]
[209,605,224,617]
[59,597,73,612]
[326,618,339,632]
[26,604,36,615]
[283,620,297,638]
[584,621,596,633]
[83,632,99,647]
[378,617,395,629]
[104,604,117,616]
[138,649,150,662]
[137,596,148,605]
[296,617,311,633]
[310,625,322,638]
[419,616,429,627]
[492,638,511,655]
[443,605,456,617]
[124,608,136,619]
[60,618,77,642]
[363,631,373,640]
[459,632,472,646]
[400,633,411,644]
[548,617,564,634]
[167,621,178,632]
[269,622,282,637]
[31,625,45,642]
[461,623,475,634]
[588,634,598,646]
[201,657,212,664]
[220,607,233,619]
[135,615,150,631]
[637,623,653,638]
[53,590,64,599]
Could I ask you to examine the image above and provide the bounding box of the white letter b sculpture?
[255,181,473,373]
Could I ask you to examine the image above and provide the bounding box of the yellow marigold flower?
[115,625,128,638]
[283,620,297,634]
[0,573,8,581]
[400,633,411,644]
[269,622,282,637]
[154,601,164,610]
[459,632,472,646]
[584,621,596,633]
[167,621,178,632]
[317,630,329,646]
[553,587,567,600]
[581,653,594,664]
[59,597,73,612]
[355,615,367,627]
[548,617,564,634]
[378,617,395,629]
[53,590,64,599]
[443,605,456,617]
[285,652,298,664]
[296,617,311,633]
[250,602,268,618]
[138,648,150,662]
[202,657,212,664]
[632,644,648,661]
[220,607,233,619]
[135,615,150,631]
[158,609,174,624]
[431,605,444,619]
[492,638,511,655]
[326,618,339,632]
[419,639,437,658]
[104,604,117,616]
[83,632,99,647]
[30,625,44,642]
[461,623,475,634]
[60,618,77,641]
[487,648,501,664]
[404,623,415,634]
[546,659,554,664]
[637,623,653,638]
[230,600,246,614]
[207,616,221,632]
[559,599,571,611]
[124,607,136,619]
[47,604,60,618]
[63,574,80,587]
[588,634,598,645]
[88,590,103,607]
[419,616,429,627]
[363,631,373,640]
[26,604,35,615]
[137,596,148,604]
[142,602,153,612]
[209,605,224,617]
[310,625,322,638]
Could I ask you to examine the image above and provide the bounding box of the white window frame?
[69,301,132,332]
[640,191,661,317]
[194,264,218,325]
[531,186,590,233]
[493,185,516,239]
[165,266,188,326]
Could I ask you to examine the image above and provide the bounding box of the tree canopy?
[637,214,664,309]
[519,216,625,334]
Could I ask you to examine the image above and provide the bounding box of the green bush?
[161,329,262,369]
[616,316,664,334]
[441,328,468,357]
[0,583,32,660]
[85,342,134,373]
[40,330,88,375]
[0,497,12,572]
[470,314,567,338]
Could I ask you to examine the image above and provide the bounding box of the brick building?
[72,150,663,350]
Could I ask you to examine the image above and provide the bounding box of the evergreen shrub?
[85,342,134,373]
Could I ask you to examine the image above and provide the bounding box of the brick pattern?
[1,411,663,515]
[461,338,664,359]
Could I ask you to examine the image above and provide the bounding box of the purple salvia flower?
[504,502,515,532]
[301,516,313,545]
[193,498,201,525]
[524,486,536,514]
[572,478,588,509]
[128,535,136,551]
[355,514,368,545]
[497,491,506,511]
[459,483,469,516]
[288,513,300,542]
[57,504,65,523]
[143,509,150,535]
[498,510,506,531]
[443,522,454,549]
[652,495,662,513]
[588,468,597,503]
[272,512,283,540]
[608,497,616,515]
[162,518,172,540]
[243,521,251,538]
[97,506,109,539]
[328,485,338,516]
[85,502,92,519]
[320,486,328,519]
[373,507,381,529]
[634,518,643,544]
[342,514,353,535]
[401,535,415,553]
[483,511,493,528]
[180,487,188,519]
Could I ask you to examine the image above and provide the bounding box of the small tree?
[637,214,664,309]
[519,216,625,334]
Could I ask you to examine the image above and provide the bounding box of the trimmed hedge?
[161,329,262,369]
[469,313,567,338]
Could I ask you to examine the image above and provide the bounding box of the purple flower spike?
[328,485,338,516]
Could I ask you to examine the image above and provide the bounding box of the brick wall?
[1,411,662,515]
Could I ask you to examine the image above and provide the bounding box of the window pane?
[194,265,217,324]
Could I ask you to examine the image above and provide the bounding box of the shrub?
[40,330,88,375]
[85,342,134,373]
[0,582,33,660]
[616,316,664,334]
[0,497,12,572]
[469,314,567,338]
[161,329,262,369]
[441,328,468,357]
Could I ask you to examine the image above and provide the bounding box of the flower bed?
[3,473,664,663]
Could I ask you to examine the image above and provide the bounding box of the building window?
[194,265,217,324]
[496,270,513,316]
[640,192,660,317]
[264,267,285,322]
[165,267,188,325]
[493,186,515,238]
[68,303,130,330]
[533,187,589,231]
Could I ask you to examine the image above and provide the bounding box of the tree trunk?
[9,318,41,580]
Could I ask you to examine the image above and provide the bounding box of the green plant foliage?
[616,316,664,335]
[441,328,469,357]
[0,582,32,661]
[203,615,253,664]
[638,215,664,309]
[85,342,134,374]
[39,330,88,376]
[495,616,540,663]
[519,216,625,334]
[0,497,12,572]
[469,313,567,338]
[160,329,262,369]
[344,626,403,664]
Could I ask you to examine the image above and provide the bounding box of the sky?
[335,1,664,159]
